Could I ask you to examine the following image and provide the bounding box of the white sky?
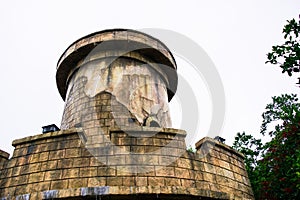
[0,0,299,155]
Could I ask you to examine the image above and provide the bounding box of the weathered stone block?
[44,170,62,181]
[73,158,90,167]
[175,167,190,179]
[202,172,217,183]
[106,177,122,186]
[80,167,97,177]
[98,167,116,176]
[65,148,81,158]
[148,177,164,186]
[57,158,73,169]
[62,168,79,179]
[203,163,217,174]
[41,160,57,171]
[117,166,137,176]
[49,149,65,160]
[122,177,135,186]
[87,177,106,187]
[107,155,125,166]
[223,168,235,180]
[137,166,155,176]
[155,166,175,177]
[39,152,49,162]
[12,166,22,176]
[180,179,195,187]
[28,163,41,173]
[51,179,68,190]
[164,177,181,186]
[195,181,210,190]
[175,158,193,169]
[15,157,29,166]
[17,165,30,177]
[29,153,39,163]
[136,177,147,186]
[218,159,231,170]
[28,172,44,183]
[68,178,88,188]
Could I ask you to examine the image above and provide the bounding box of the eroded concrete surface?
[61,57,171,129]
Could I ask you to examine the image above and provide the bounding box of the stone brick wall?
[195,138,253,199]
[0,128,254,199]
[0,129,85,199]
[60,74,143,130]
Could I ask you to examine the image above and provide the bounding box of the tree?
[233,16,300,199]
[266,16,300,79]
[233,94,300,199]
[259,94,300,199]
[232,132,263,199]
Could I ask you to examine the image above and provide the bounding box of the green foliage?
[266,18,300,77]
[259,95,300,199]
[233,132,263,169]
[233,94,300,199]
[260,94,300,136]
[233,15,300,200]
[232,132,263,199]
[187,145,196,153]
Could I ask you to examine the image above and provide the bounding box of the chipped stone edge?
[0,150,10,159]
[195,137,245,159]
[11,128,84,147]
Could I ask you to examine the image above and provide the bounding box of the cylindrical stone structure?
[0,29,254,200]
[56,29,178,131]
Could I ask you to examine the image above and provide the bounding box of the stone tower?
[0,29,254,199]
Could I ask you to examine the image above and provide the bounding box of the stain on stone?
[15,193,30,200]
[26,144,35,156]
[80,186,109,196]
[42,190,58,199]
[106,64,113,85]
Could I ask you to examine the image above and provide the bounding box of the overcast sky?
[0,0,299,155]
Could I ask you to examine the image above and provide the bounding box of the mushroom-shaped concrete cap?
[56,29,178,102]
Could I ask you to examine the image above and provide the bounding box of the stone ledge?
[12,128,85,147]
[110,126,186,137]
[0,149,9,159]
[195,137,244,159]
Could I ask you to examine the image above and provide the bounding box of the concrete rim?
[56,29,178,102]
